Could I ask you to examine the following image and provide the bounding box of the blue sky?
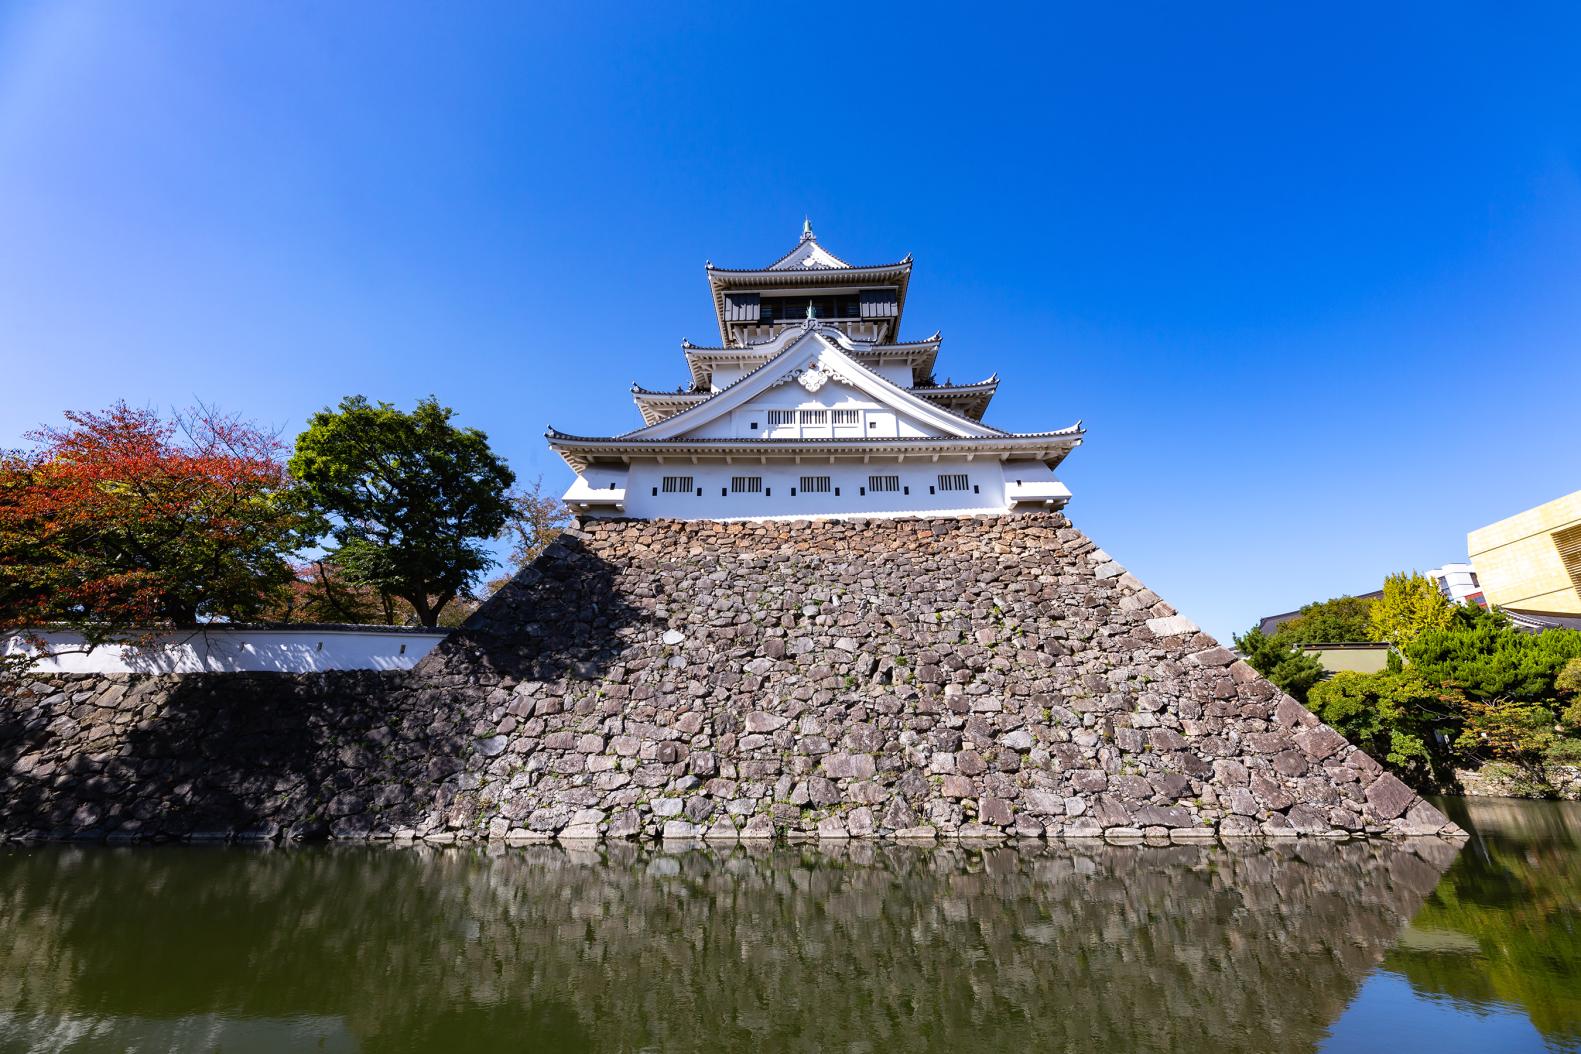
[2,3,1579,640]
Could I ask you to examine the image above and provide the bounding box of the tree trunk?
[406,594,437,628]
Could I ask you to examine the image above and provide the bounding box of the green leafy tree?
[1456,697,1561,784]
[1307,670,1460,788]
[1309,609,1581,792]
[1273,594,1378,645]
[1369,571,1455,649]
[1231,627,1326,702]
[1406,607,1581,703]
[289,396,515,627]
[1559,658,1581,729]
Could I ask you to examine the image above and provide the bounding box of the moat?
[0,798,1574,1053]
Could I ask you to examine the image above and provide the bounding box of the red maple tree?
[0,402,312,648]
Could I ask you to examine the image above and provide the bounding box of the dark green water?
[0,799,1575,1053]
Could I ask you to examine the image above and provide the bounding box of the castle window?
[800,410,828,425]
[661,475,694,494]
[760,294,862,322]
[731,476,763,494]
[868,475,901,493]
[938,473,970,492]
[767,410,795,426]
[800,475,832,493]
[832,409,859,425]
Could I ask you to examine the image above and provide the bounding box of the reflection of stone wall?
[0,841,1456,1053]
[1,514,1459,842]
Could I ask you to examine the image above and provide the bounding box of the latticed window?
[761,294,861,322]
[766,410,795,426]
[661,476,694,493]
[800,475,832,493]
[1554,524,1581,592]
[800,410,828,425]
[938,473,970,492]
[868,475,901,493]
[731,476,763,493]
[832,409,859,425]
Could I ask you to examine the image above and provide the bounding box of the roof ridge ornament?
[801,216,814,242]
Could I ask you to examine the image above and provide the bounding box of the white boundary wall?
[3,627,450,674]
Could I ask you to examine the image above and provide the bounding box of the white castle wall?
[613,458,1012,520]
[4,627,450,674]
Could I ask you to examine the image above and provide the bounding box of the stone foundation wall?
[0,514,1459,843]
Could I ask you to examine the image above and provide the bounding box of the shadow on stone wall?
[0,839,1455,1053]
[418,534,651,686]
[0,544,640,841]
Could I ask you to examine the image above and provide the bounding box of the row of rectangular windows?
[653,474,978,497]
[764,409,861,426]
[759,295,861,322]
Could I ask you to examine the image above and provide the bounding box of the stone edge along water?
[0,514,1462,846]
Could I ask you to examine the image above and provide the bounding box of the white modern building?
[550,223,1084,520]
[1428,562,1487,608]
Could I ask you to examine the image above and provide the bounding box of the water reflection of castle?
[0,839,1460,1053]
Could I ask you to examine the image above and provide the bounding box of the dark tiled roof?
[681,336,942,353]
[707,258,910,276]
[1503,608,1581,632]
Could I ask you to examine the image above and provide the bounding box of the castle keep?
[550,222,1081,520]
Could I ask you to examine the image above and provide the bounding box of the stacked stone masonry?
[0,514,1460,843]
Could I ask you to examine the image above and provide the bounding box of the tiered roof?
[679,333,942,389]
[705,222,913,346]
[548,226,1084,477]
[631,374,999,426]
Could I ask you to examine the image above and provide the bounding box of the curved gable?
[623,326,1003,442]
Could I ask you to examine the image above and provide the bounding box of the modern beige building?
[1468,489,1581,614]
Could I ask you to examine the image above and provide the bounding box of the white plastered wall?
[615,458,1010,520]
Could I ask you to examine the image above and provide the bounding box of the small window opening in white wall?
[800,475,832,493]
[939,474,970,491]
[800,409,828,424]
[399,643,407,655]
[316,641,323,652]
[731,476,763,493]
[869,475,901,493]
[832,409,859,424]
[662,475,694,493]
[767,410,795,426]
